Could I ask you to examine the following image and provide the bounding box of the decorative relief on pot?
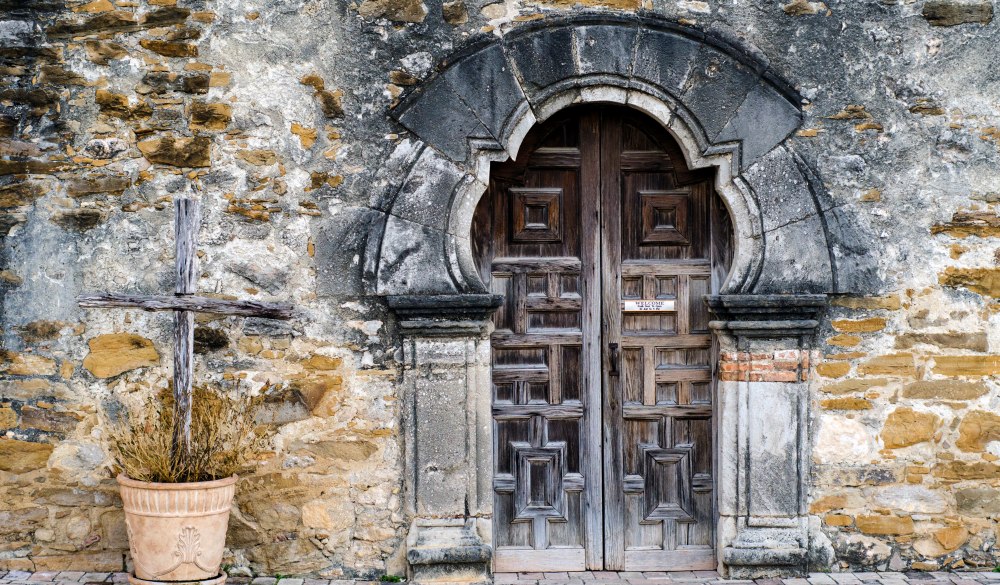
[146,526,215,578]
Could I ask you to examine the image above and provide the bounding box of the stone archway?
[366,13,879,583]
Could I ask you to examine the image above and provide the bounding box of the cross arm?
[77,293,295,320]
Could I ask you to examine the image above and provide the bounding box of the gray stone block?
[444,44,529,142]
[574,24,638,78]
[396,76,492,162]
[506,26,577,97]
[753,216,834,294]
[820,204,883,294]
[377,216,460,295]
[315,207,383,297]
[714,81,801,169]
[631,28,701,95]
[743,146,818,233]
[681,45,760,141]
[747,382,801,517]
[391,147,468,232]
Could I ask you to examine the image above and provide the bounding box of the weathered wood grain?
[175,198,198,295]
[172,309,194,457]
[77,293,294,319]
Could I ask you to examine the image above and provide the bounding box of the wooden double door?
[472,106,731,572]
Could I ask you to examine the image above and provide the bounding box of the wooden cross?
[77,198,294,459]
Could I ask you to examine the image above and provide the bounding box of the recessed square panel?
[511,188,563,243]
[642,444,695,522]
[640,191,689,245]
[514,445,566,519]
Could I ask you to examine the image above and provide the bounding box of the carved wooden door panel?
[600,114,718,571]
[473,107,727,572]
[475,111,603,572]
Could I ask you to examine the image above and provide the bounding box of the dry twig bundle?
[106,385,271,483]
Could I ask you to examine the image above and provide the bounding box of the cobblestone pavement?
[2,572,1000,585]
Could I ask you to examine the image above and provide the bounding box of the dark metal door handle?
[608,342,620,376]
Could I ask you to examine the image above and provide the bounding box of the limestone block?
[881,407,939,449]
[814,416,877,464]
[82,333,159,378]
[0,438,53,473]
[956,410,1000,452]
[955,488,1000,515]
[870,485,948,514]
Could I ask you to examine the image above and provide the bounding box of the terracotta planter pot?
[118,474,237,584]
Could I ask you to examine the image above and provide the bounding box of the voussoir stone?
[82,333,159,378]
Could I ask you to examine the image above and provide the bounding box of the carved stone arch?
[367,13,878,299]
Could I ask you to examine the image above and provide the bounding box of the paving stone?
[545,575,570,580]
[853,576,880,581]
[496,576,522,584]
[28,574,59,582]
[521,575,546,580]
[783,580,811,585]
[278,580,303,585]
[109,575,128,584]
[7,574,32,581]
[252,579,277,585]
[641,574,668,579]
[694,574,722,580]
[55,575,84,582]
[808,577,836,585]
[79,575,109,583]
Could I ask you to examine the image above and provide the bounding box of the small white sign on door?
[621,299,676,313]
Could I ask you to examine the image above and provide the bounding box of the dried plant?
[106,384,271,483]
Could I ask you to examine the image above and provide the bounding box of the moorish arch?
[364,12,879,583]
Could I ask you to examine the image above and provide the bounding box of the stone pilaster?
[388,294,503,585]
[707,295,827,579]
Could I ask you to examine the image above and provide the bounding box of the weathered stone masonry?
[2,0,1000,579]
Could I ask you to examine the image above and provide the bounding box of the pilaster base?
[723,528,808,578]
[407,519,492,585]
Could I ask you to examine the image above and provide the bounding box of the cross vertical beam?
[172,198,199,459]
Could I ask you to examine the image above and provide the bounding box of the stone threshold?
[3,572,1000,585]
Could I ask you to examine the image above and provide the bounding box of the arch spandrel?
[371,14,880,298]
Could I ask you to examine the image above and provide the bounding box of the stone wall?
[1,0,1000,577]
[811,288,1000,571]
